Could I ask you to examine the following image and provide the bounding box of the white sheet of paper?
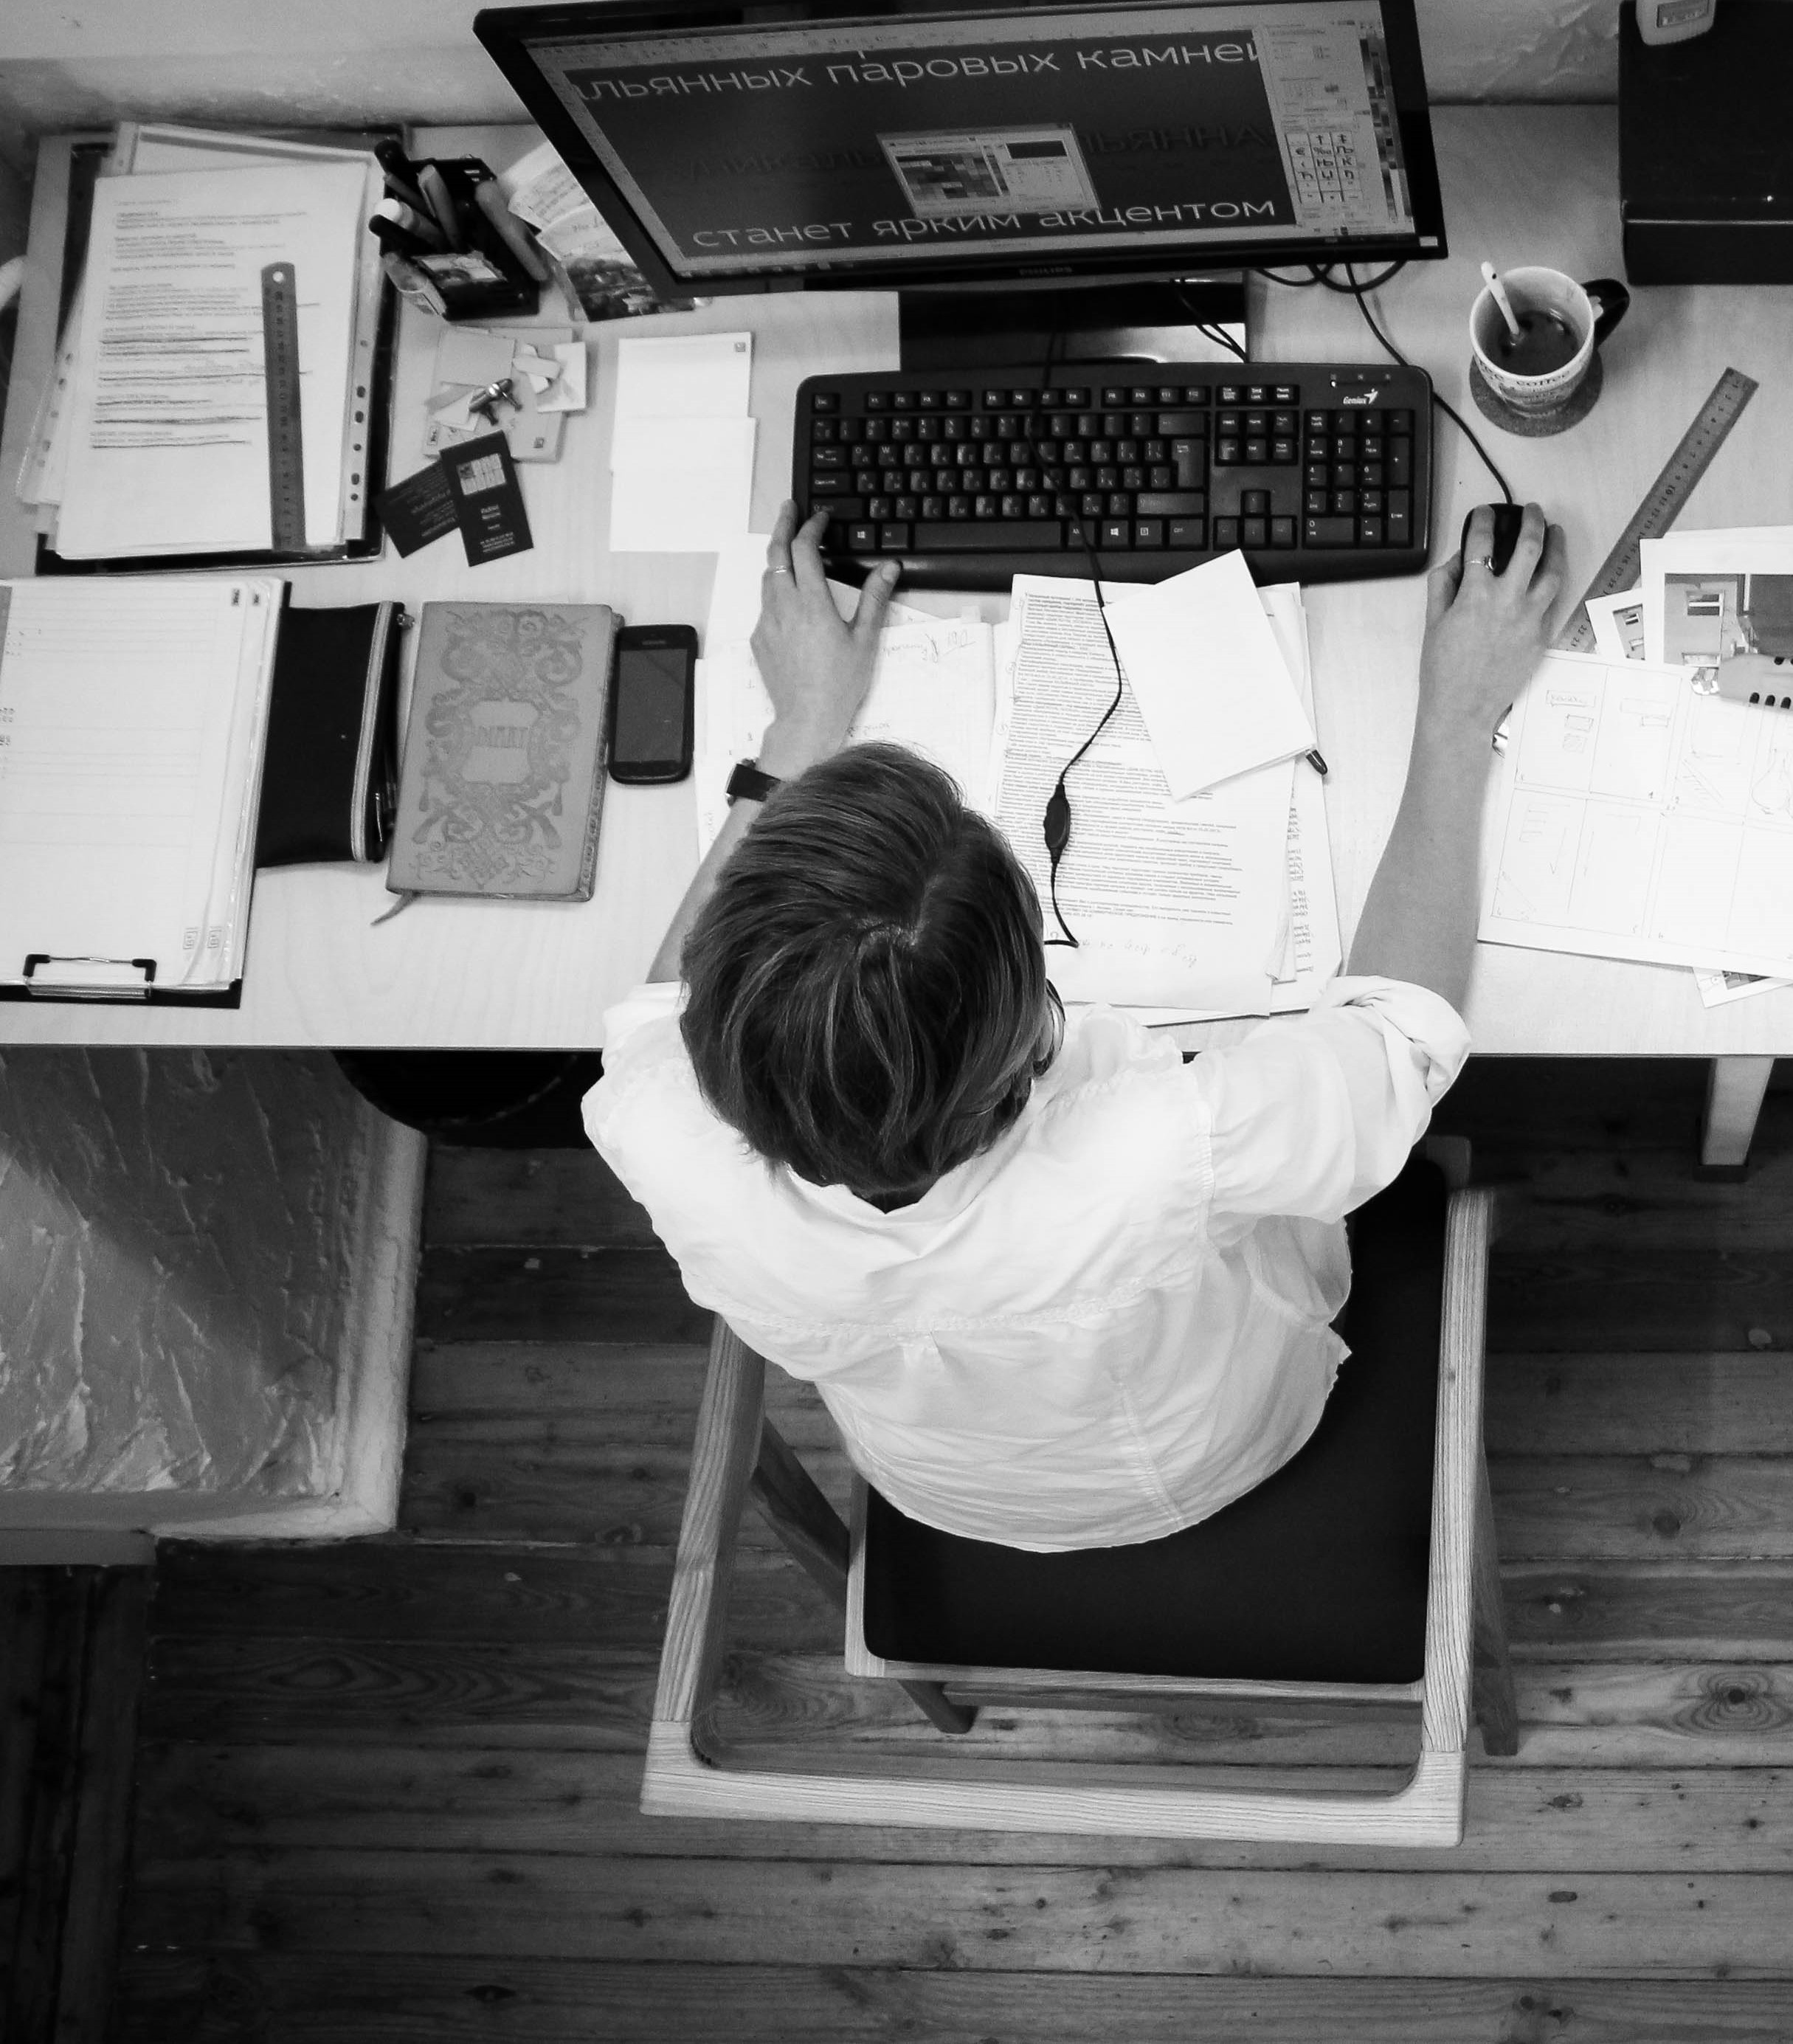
[609,417,756,551]
[0,576,280,989]
[1482,649,1793,978]
[613,331,753,421]
[498,141,587,229]
[1694,967,1792,1007]
[989,575,1288,1013]
[1101,551,1316,796]
[55,161,367,556]
[694,532,995,854]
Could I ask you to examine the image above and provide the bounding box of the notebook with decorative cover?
[388,601,618,901]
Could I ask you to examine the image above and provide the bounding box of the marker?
[368,213,437,260]
[1305,749,1328,778]
[416,163,464,249]
[471,176,552,283]
[371,196,446,251]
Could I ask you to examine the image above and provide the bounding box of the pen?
[380,166,429,213]
[1305,748,1328,777]
[471,176,553,283]
[368,213,437,261]
[370,197,446,252]
[415,163,465,250]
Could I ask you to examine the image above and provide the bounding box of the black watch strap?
[725,760,782,805]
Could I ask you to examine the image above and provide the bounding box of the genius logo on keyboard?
[1340,390,1383,405]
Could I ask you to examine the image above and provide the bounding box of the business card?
[440,430,533,566]
[375,461,458,557]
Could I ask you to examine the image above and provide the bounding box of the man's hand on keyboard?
[1420,501,1566,737]
[753,501,901,777]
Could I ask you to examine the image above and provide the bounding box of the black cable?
[1338,261,1515,507]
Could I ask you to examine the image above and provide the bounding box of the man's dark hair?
[680,742,1059,1206]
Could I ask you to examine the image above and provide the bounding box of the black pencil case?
[255,600,405,867]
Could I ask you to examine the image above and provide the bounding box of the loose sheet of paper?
[55,161,369,557]
[694,533,994,852]
[1482,649,1793,978]
[609,332,755,553]
[1585,588,1646,663]
[990,575,1290,1012]
[0,577,280,989]
[1102,550,1315,796]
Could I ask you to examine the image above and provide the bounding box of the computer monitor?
[475,0,1448,309]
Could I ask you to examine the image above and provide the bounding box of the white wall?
[0,0,1626,167]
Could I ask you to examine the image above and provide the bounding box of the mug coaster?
[1468,353,1603,438]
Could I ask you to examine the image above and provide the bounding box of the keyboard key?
[1215,438,1241,466]
[812,420,837,443]
[1170,441,1206,488]
[982,388,1007,409]
[1001,494,1026,518]
[1218,384,1244,404]
[894,495,918,519]
[810,472,853,494]
[1270,516,1296,548]
[1271,410,1297,436]
[1181,385,1211,404]
[1244,410,1268,435]
[944,390,972,409]
[822,497,866,521]
[1095,466,1119,491]
[1333,462,1358,488]
[1246,385,1269,404]
[1217,411,1242,435]
[1389,408,1415,433]
[1245,441,1269,464]
[1241,488,1270,517]
[916,417,941,441]
[1167,517,1206,548]
[837,418,863,443]
[1106,492,1131,517]
[891,391,914,411]
[1358,515,1384,547]
[1212,517,1240,548]
[1306,489,1327,516]
[1027,493,1054,517]
[1101,386,1127,406]
[1157,411,1209,437]
[864,393,888,412]
[1305,463,1328,488]
[1116,439,1139,463]
[1048,412,1076,438]
[1389,440,1413,487]
[1271,438,1297,464]
[1136,491,1206,517]
[813,446,848,468]
[846,522,878,549]
[1134,519,1164,548]
[1242,517,1267,548]
[917,390,942,410]
[1128,411,1153,437]
[868,496,891,519]
[1150,465,1174,490]
[1272,385,1297,404]
[880,523,911,550]
[1304,515,1355,547]
[810,390,840,412]
[1079,492,1105,517]
[1061,387,1091,408]
[947,496,972,519]
[891,417,915,441]
[1101,519,1131,547]
[914,519,1065,550]
[1101,412,1125,438]
[1361,433,1383,459]
[1332,489,1356,515]
[1386,490,1412,545]
[973,494,1001,519]
[942,416,967,441]
[921,495,945,519]
[1090,440,1115,464]
[1155,385,1181,404]
[1128,386,1154,405]
[1122,466,1146,491]
[1360,460,1384,487]
[865,418,889,443]
[1360,488,1384,514]
[1011,389,1039,408]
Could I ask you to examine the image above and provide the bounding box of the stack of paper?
[1481,525,1793,1004]
[609,332,755,553]
[18,124,385,562]
[696,539,1338,1021]
[0,576,283,998]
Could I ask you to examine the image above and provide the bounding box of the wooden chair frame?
[644,1167,1515,1846]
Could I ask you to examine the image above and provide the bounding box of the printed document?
[991,576,1290,1012]
[1481,650,1793,978]
[54,160,368,557]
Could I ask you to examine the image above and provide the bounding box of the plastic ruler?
[260,261,306,553]
[1553,365,1758,653]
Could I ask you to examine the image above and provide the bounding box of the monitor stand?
[897,272,1248,372]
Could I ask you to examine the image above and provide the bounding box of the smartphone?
[607,625,697,784]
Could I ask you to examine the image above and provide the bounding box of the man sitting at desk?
[584,502,1563,1552]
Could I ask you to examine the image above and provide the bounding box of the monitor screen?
[477,1,1445,295]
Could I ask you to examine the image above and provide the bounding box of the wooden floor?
[106,1059,1793,2041]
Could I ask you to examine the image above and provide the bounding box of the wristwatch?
[725,759,782,806]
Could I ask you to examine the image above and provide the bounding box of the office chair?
[643,1139,1516,1847]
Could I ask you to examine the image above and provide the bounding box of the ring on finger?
[768,564,792,576]
[1465,554,1496,570]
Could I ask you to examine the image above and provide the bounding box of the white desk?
[1,111,1789,1150]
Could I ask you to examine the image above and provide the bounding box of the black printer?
[1620,0,1793,283]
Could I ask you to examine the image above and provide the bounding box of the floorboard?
[106,1063,1793,2040]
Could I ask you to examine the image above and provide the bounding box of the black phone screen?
[614,645,691,767]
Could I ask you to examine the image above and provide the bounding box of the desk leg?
[1701,1057,1774,1170]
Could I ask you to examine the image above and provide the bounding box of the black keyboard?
[793,361,1433,590]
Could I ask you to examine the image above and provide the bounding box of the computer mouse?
[1461,503,1527,576]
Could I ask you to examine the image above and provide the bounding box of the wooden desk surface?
[3,108,1792,1052]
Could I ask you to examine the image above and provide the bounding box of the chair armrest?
[649,1319,767,1744]
[1416,1184,1497,1764]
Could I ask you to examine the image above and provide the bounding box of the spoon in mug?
[1481,262,1524,342]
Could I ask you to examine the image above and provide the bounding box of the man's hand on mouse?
[750,500,901,778]
[1419,501,1566,736]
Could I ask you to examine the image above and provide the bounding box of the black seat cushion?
[860,1156,1448,1685]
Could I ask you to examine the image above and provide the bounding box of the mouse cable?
[1014,322,1128,950]
[1338,262,1516,506]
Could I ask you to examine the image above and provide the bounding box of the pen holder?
[406,158,541,322]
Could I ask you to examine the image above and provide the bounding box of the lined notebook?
[0,576,282,998]
[387,602,618,903]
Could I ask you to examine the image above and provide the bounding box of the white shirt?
[584,977,1468,1552]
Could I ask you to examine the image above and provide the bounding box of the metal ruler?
[1553,366,1758,652]
[260,262,306,553]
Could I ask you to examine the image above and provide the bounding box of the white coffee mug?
[1469,266,1631,415]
